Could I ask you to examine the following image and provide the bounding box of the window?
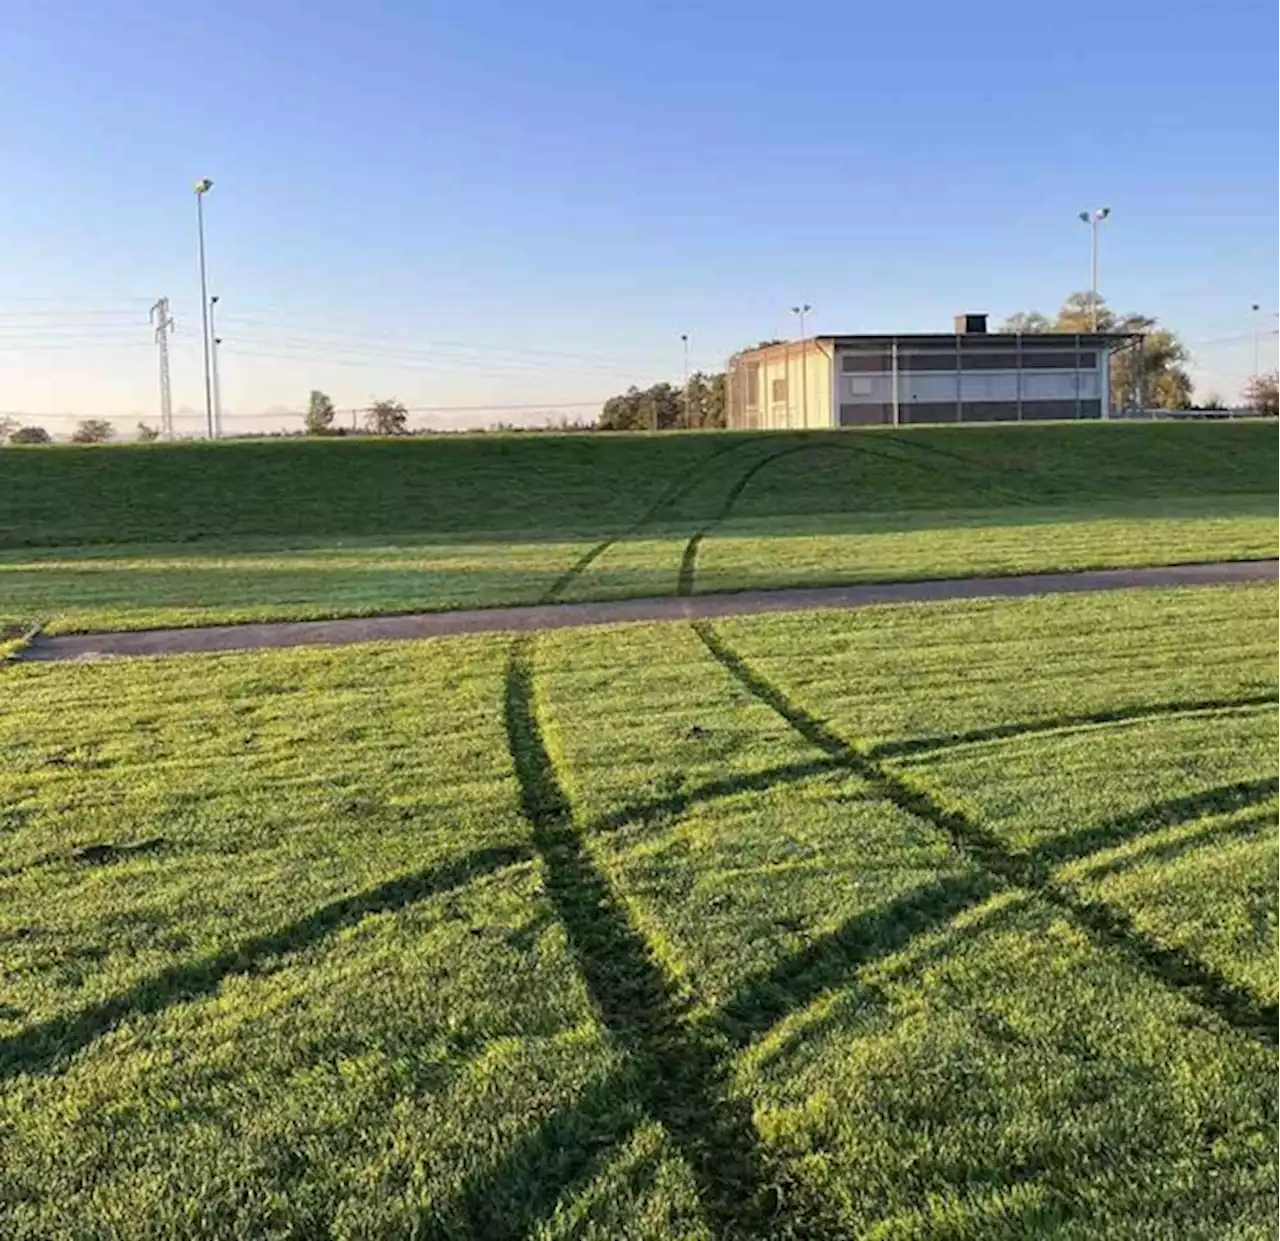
[771,377,788,403]
[959,351,1020,370]
[842,352,890,373]
[745,363,760,408]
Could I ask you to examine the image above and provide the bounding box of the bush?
[8,426,52,445]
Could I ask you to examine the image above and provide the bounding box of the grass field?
[2,583,1275,1238]
[0,422,1275,636]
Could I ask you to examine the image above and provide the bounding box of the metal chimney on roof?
[954,313,988,334]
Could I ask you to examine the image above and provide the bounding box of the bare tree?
[136,422,161,442]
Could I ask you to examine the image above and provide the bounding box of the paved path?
[19,560,1277,662]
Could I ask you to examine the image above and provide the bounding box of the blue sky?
[1,0,1275,432]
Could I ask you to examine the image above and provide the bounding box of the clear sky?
[1,0,1276,434]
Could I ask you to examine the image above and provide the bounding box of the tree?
[1199,393,1226,411]
[704,372,727,428]
[136,421,161,442]
[305,389,336,435]
[1243,371,1279,416]
[637,382,682,431]
[1115,327,1191,410]
[365,398,408,435]
[598,382,688,431]
[599,387,646,431]
[71,418,114,444]
[999,311,1052,334]
[8,425,52,444]
[600,374,730,431]
[679,371,728,429]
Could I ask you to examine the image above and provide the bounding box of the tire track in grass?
[502,634,786,1240]
[690,619,1279,1049]
[674,437,964,598]
[540,435,772,604]
[0,843,533,1080]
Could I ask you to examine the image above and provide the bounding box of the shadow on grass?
[1066,806,1277,884]
[429,1066,649,1240]
[504,634,788,1239]
[869,693,1279,760]
[1027,778,1280,872]
[442,859,1029,1238]
[714,871,999,1047]
[677,445,864,598]
[691,619,1279,1049]
[675,434,1047,598]
[0,842,532,1081]
[588,757,844,836]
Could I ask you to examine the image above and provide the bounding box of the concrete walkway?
[19,560,1277,662]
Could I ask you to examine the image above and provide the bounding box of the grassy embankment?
[0,421,1274,633]
[1,582,1275,1237]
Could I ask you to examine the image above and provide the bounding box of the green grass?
[0,535,598,634]
[1,584,1275,1237]
[1,422,1275,635]
[2,422,1273,550]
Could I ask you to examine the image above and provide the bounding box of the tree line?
[0,416,159,445]
[597,372,729,431]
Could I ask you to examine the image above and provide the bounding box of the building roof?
[816,332,1138,348]
[736,332,1139,361]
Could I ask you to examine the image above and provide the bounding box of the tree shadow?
[0,842,532,1081]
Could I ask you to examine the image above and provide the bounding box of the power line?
[215,343,640,377]
[215,312,681,366]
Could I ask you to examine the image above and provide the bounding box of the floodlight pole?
[210,295,223,437]
[195,178,215,438]
[1078,207,1110,331]
[680,333,690,427]
[791,304,811,425]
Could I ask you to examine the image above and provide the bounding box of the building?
[725,314,1141,429]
